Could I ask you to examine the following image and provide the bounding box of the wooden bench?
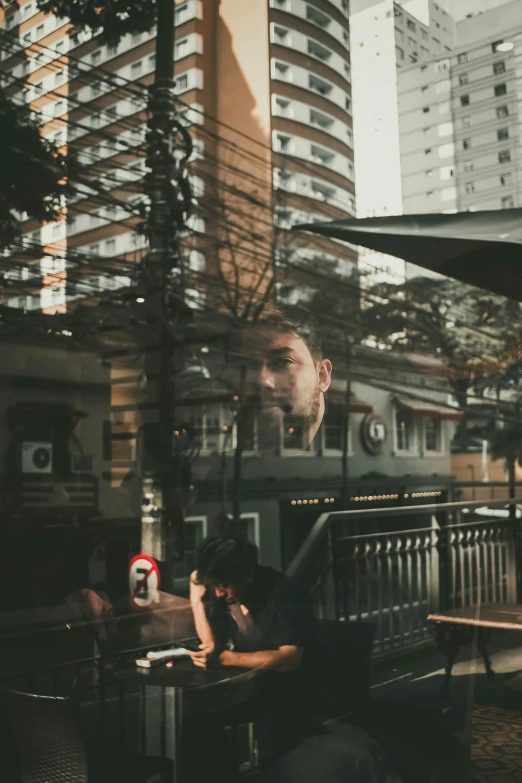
[428,604,522,694]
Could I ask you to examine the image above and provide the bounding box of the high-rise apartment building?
[350,0,455,220]
[398,0,522,214]
[0,0,356,315]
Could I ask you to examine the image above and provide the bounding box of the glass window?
[457,52,467,64]
[497,128,509,141]
[395,409,415,453]
[494,84,507,97]
[497,105,509,118]
[459,74,468,86]
[500,173,512,186]
[462,138,471,150]
[499,150,511,163]
[501,195,514,208]
[323,403,348,452]
[465,183,475,194]
[406,19,416,31]
[424,417,442,452]
[494,61,506,75]
[460,95,469,107]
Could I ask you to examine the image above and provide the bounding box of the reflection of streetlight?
[496,41,514,52]
[467,465,476,500]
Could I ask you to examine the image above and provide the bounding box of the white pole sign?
[129,554,160,609]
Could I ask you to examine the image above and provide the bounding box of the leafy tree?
[35,0,157,45]
[363,274,522,448]
[0,92,72,248]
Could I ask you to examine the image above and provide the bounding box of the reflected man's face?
[242,328,332,437]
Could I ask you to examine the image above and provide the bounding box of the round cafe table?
[116,658,265,782]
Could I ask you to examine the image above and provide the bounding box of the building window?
[492,40,504,53]
[424,417,442,453]
[55,70,65,85]
[463,160,474,172]
[283,424,310,452]
[91,50,101,65]
[406,19,416,31]
[322,403,350,452]
[395,409,415,453]
[132,33,142,44]
[309,108,333,129]
[306,4,330,28]
[107,43,118,56]
[36,24,44,37]
[494,61,506,75]
[310,144,334,166]
[460,94,469,107]
[189,406,232,454]
[496,105,509,118]
[309,73,331,96]
[459,73,468,85]
[131,61,142,77]
[105,238,116,254]
[494,83,507,97]
[465,182,475,194]
[500,173,512,186]
[176,74,188,91]
[91,81,101,96]
[273,25,290,44]
[274,97,292,117]
[462,116,470,127]
[273,60,292,81]
[462,138,471,150]
[175,2,188,24]
[497,128,509,141]
[91,113,100,128]
[426,191,434,199]
[501,195,514,209]
[396,46,404,61]
[499,150,511,163]
[307,39,331,61]
[457,53,468,64]
[174,517,207,583]
[422,106,430,113]
[276,133,291,152]
[424,148,432,155]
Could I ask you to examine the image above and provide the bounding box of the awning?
[394,396,463,421]
[349,395,373,414]
[292,208,522,301]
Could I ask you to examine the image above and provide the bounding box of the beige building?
[0,0,356,316]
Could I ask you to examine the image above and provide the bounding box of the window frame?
[393,407,419,456]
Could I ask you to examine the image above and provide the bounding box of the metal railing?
[286,498,522,656]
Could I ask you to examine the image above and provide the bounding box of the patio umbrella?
[293,208,522,301]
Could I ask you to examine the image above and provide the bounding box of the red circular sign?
[129,554,160,610]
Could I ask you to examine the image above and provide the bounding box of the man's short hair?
[242,305,323,362]
[195,535,259,586]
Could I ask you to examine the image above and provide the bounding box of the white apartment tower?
[398,0,522,214]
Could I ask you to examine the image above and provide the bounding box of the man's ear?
[318,359,332,393]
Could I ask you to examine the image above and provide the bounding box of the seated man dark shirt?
[189,536,317,745]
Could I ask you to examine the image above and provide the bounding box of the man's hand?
[188,642,217,670]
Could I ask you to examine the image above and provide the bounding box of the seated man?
[189,535,316,751]
[188,536,400,783]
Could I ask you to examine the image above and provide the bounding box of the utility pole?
[139,0,193,578]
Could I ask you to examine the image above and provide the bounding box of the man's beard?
[257,384,321,432]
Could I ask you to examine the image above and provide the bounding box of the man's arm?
[189,571,215,649]
[219,645,303,673]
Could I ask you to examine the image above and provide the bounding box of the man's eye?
[272,358,292,368]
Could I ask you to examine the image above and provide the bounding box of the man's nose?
[258,363,276,390]
[215,586,226,598]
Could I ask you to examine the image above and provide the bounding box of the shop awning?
[394,396,463,421]
[349,395,373,414]
[292,208,522,301]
